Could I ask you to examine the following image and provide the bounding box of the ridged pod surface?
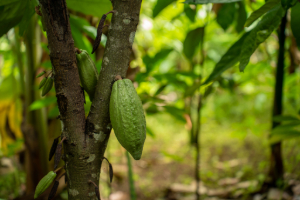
[110,79,146,160]
[34,171,57,199]
[42,77,53,96]
[76,50,98,101]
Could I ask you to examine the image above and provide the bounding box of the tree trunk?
[38,0,142,199]
[268,12,287,186]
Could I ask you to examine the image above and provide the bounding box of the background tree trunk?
[268,12,287,186]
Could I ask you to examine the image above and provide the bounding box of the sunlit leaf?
[244,0,280,27]
[216,3,236,31]
[184,4,196,22]
[153,0,176,18]
[154,85,167,96]
[239,5,285,72]
[0,74,20,100]
[66,0,112,17]
[146,126,155,138]
[29,96,57,110]
[184,0,241,4]
[291,2,300,49]
[143,48,173,73]
[203,32,250,85]
[183,27,204,61]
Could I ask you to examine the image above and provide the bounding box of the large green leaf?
[291,2,300,49]
[239,5,285,72]
[70,15,97,39]
[244,0,280,27]
[236,2,247,33]
[18,0,38,36]
[203,32,250,85]
[0,74,20,101]
[153,0,176,18]
[217,3,236,31]
[184,0,241,4]
[66,0,112,17]
[184,4,196,22]
[0,0,29,37]
[281,0,298,9]
[273,115,300,122]
[164,106,186,122]
[143,48,173,73]
[270,129,300,144]
[183,27,204,61]
[29,96,57,110]
[0,0,22,6]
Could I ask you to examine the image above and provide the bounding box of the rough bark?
[38,0,142,199]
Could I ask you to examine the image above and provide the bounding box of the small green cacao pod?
[34,171,57,199]
[36,71,46,78]
[42,77,54,96]
[110,79,146,160]
[76,50,98,101]
[39,77,47,89]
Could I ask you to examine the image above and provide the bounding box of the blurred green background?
[0,0,300,199]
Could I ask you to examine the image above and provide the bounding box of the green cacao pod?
[42,77,53,96]
[34,171,57,199]
[36,71,46,78]
[76,50,98,101]
[110,79,146,160]
[39,77,47,89]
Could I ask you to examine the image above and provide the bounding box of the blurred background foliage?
[0,0,300,199]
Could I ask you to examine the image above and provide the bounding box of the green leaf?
[184,82,201,97]
[184,4,196,22]
[19,0,38,36]
[236,2,247,33]
[164,106,186,122]
[203,32,250,85]
[66,0,112,17]
[281,0,298,9]
[183,27,204,61]
[154,85,167,96]
[244,0,280,27]
[143,48,173,73]
[270,129,300,144]
[70,17,94,55]
[146,126,155,138]
[273,115,300,122]
[184,0,241,4]
[29,96,57,110]
[217,3,236,31]
[70,15,97,39]
[0,74,20,100]
[239,5,285,72]
[291,2,300,49]
[0,0,28,37]
[0,0,22,7]
[153,0,176,18]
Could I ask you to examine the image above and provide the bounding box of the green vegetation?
[0,0,299,199]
